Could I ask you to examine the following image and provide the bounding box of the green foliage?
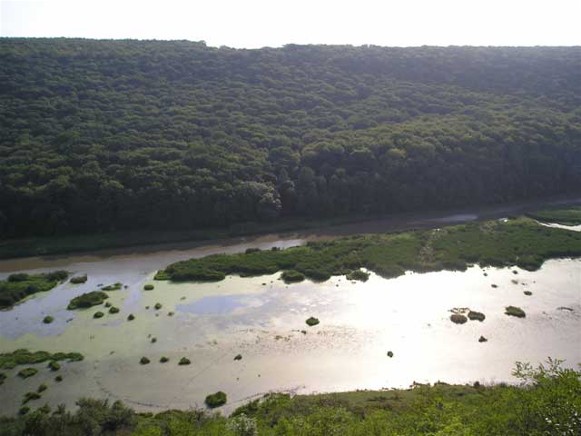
[528,206,581,225]
[42,315,54,324]
[346,269,370,281]
[159,356,169,363]
[159,218,581,284]
[140,357,150,365]
[306,317,320,327]
[505,306,526,318]
[127,314,135,321]
[0,372,6,385]
[143,284,154,291]
[280,270,305,283]
[102,282,123,291]
[154,303,162,310]
[205,391,227,408]
[67,291,108,310]
[0,349,83,369]
[93,311,104,319]
[0,40,580,241]
[69,275,88,284]
[37,383,47,393]
[108,306,120,314]
[0,271,68,309]
[17,368,38,379]
[47,360,60,371]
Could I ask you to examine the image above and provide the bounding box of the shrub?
[505,306,526,318]
[18,367,38,379]
[306,317,320,327]
[154,303,162,310]
[68,291,108,310]
[205,391,227,408]
[93,311,104,318]
[245,248,261,254]
[70,275,88,284]
[8,273,29,282]
[127,314,135,321]
[48,360,60,371]
[160,356,169,363]
[467,311,485,322]
[55,375,63,382]
[450,314,467,324]
[143,284,154,290]
[140,357,150,365]
[42,315,54,324]
[281,270,305,283]
[178,357,191,365]
[37,383,48,393]
[109,306,120,314]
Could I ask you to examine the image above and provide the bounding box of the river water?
[0,223,579,415]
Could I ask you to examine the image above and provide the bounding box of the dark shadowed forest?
[1,39,580,237]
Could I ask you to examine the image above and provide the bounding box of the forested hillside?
[1,39,580,237]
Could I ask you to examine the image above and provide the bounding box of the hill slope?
[1,39,580,237]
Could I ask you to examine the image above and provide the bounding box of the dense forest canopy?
[1,39,580,237]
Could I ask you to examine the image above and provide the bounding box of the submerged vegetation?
[0,271,68,309]
[0,361,578,435]
[157,218,581,283]
[0,350,83,369]
[67,291,108,310]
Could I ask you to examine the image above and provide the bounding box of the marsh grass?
[0,271,68,309]
[280,270,305,283]
[17,368,38,379]
[157,218,581,284]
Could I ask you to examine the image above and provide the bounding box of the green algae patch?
[0,271,68,309]
[0,349,84,369]
[67,291,109,310]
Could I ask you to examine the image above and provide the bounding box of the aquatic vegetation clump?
[37,383,48,393]
[93,311,105,319]
[0,271,69,309]
[102,282,123,291]
[281,270,305,283]
[70,275,88,284]
[387,351,394,358]
[0,349,83,369]
[178,357,191,365]
[48,361,60,371]
[306,317,320,327]
[346,269,370,282]
[450,314,468,324]
[109,306,120,314]
[22,391,41,404]
[479,336,488,343]
[160,356,169,363]
[154,303,162,310]
[524,291,533,296]
[127,314,135,321]
[67,291,109,310]
[234,354,242,361]
[140,357,150,365]
[42,315,54,324]
[467,311,485,322]
[17,367,38,379]
[505,306,526,318]
[205,391,227,408]
[143,284,154,290]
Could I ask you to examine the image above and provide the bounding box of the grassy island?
[527,206,581,226]
[0,271,68,309]
[67,291,109,310]
[0,349,84,369]
[156,218,581,284]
